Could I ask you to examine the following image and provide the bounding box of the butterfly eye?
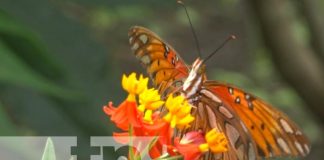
[198,65,206,74]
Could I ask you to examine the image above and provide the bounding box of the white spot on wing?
[129,37,133,44]
[140,55,151,65]
[206,106,217,129]
[219,106,233,118]
[228,87,234,95]
[139,34,148,44]
[295,141,304,155]
[165,45,170,52]
[131,42,139,51]
[304,144,310,154]
[280,118,294,134]
[296,130,302,135]
[245,93,251,100]
[240,121,249,133]
[235,96,241,103]
[200,89,222,103]
[248,143,256,160]
[277,138,291,154]
[237,144,244,160]
[226,124,240,147]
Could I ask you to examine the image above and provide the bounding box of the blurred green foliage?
[0,102,17,135]
[0,10,64,79]
[0,10,82,100]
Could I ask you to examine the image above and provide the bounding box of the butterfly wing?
[128,26,189,94]
[203,81,311,158]
[189,94,259,160]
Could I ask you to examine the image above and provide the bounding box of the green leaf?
[41,138,56,160]
[147,136,158,150]
[0,10,65,80]
[0,40,81,101]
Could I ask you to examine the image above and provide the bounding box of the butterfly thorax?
[182,58,206,99]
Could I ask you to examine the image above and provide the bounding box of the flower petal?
[103,100,140,130]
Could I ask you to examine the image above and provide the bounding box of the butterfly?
[128,26,310,160]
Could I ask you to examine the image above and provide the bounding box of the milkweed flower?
[103,73,148,130]
[138,88,164,124]
[163,94,195,129]
[200,129,228,153]
[103,72,228,159]
[175,129,228,160]
[103,101,140,130]
[122,73,148,100]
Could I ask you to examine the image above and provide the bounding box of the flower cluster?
[103,73,228,160]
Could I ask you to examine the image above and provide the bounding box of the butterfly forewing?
[203,81,311,158]
[128,26,189,94]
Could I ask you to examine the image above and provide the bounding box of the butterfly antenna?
[203,35,236,63]
[177,0,202,58]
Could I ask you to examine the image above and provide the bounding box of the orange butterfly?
[128,26,310,160]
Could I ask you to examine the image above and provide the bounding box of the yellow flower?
[163,94,194,129]
[138,88,165,123]
[122,73,148,101]
[199,129,228,153]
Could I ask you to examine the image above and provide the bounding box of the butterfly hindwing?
[203,81,311,158]
[128,26,189,94]
[191,87,260,160]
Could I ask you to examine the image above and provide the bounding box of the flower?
[122,73,148,100]
[103,73,149,130]
[163,95,195,129]
[180,130,206,145]
[199,129,228,153]
[103,101,141,130]
[138,88,165,123]
[174,131,206,160]
[112,116,173,159]
[175,129,228,160]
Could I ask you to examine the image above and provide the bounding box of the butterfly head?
[182,58,206,98]
[192,58,206,75]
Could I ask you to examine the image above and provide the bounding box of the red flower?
[142,120,175,158]
[174,131,206,160]
[103,101,141,130]
[174,129,228,160]
[103,73,229,160]
[174,139,202,160]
